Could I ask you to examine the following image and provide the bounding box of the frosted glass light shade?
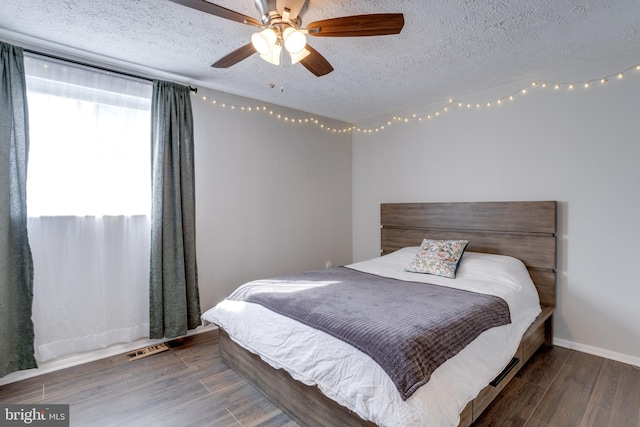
[260,43,281,65]
[251,28,277,55]
[283,27,307,54]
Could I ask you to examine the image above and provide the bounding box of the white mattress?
[202,249,541,426]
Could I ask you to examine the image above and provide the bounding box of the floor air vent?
[127,343,170,361]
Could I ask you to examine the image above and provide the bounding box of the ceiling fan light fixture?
[251,28,277,55]
[169,0,404,77]
[260,42,282,65]
[283,27,307,54]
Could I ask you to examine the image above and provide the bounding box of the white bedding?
[202,249,541,426]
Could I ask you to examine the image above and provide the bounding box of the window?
[25,55,151,216]
[24,54,154,361]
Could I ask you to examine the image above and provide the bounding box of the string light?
[355,63,640,133]
[193,63,639,135]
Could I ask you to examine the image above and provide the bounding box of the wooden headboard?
[380,201,557,308]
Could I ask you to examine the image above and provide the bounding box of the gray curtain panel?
[149,80,200,339]
[0,41,37,377]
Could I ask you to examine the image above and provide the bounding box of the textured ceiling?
[1,0,639,123]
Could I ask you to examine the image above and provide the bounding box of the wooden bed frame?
[219,201,557,426]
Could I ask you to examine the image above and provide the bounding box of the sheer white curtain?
[24,54,153,362]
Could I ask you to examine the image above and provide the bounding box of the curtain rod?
[23,48,198,93]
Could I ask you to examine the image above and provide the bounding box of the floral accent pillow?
[405,239,470,278]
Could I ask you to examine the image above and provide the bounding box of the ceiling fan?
[168,0,404,76]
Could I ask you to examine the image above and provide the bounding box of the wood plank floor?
[1,330,638,426]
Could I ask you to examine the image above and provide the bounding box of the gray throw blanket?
[228,267,511,400]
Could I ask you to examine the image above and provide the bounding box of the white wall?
[192,88,353,310]
[352,54,640,364]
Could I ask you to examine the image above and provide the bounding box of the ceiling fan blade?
[212,43,257,68]
[168,0,261,26]
[306,13,404,37]
[299,45,334,77]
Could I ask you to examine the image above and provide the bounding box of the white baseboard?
[554,337,640,368]
[0,324,218,387]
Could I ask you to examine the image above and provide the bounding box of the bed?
[202,201,557,426]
